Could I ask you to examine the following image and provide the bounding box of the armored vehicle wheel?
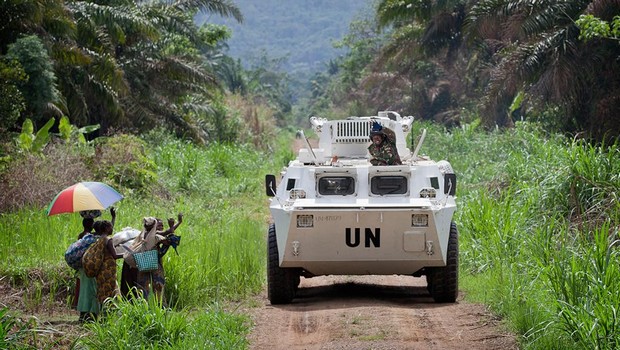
[267,224,297,304]
[426,222,458,303]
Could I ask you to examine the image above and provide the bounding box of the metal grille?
[334,120,371,143]
[296,215,314,228]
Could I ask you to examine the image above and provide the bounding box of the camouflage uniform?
[368,139,402,165]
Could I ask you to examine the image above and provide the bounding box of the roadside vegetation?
[0,122,293,349]
[1,118,619,349]
[413,120,620,350]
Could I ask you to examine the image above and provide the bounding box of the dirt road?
[247,275,518,350]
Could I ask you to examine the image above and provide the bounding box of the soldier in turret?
[368,122,402,165]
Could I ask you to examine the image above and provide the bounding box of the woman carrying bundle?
[121,213,182,302]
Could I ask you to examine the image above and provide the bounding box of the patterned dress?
[95,236,119,304]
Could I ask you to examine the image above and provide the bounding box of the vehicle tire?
[267,224,296,304]
[426,221,458,303]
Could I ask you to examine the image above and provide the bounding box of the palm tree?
[59,0,243,138]
[0,0,74,54]
[370,0,470,122]
[1,0,243,139]
[466,0,620,139]
[377,0,466,58]
[0,0,75,125]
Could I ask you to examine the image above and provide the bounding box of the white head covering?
[124,217,160,268]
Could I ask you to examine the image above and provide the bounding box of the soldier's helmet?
[369,121,385,141]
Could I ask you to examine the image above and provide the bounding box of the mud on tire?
[267,224,298,304]
[426,222,458,303]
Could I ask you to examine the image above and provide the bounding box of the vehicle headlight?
[412,214,428,227]
[289,189,306,199]
[297,215,313,228]
[419,188,436,198]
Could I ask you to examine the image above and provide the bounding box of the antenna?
[411,129,427,160]
[298,130,318,165]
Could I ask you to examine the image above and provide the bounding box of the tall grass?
[0,129,294,348]
[545,222,620,350]
[420,121,620,350]
[78,297,249,349]
[4,119,620,349]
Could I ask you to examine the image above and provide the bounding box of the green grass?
[3,121,620,349]
[77,297,249,350]
[0,130,294,349]
[438,121,620,350]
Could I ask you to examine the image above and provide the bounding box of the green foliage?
[146,129,266,197]
[207,101,241,143]
[58,116,71,141]
[508,91,524,116]
[78,298,249,349]
[468,0,620,139]
[1,0,247,143]
[91,134,157,193]
[58,115,99,144]
[0,59,27,130]
[545,223,620,350]
[243,54,293,126]
[577,14,620,41]
[215,56,247,94]
[14,114,97,159]
[443,119,620,349]
[564,140,620,222]
[0,307,33,349]
[6,35,59,120]
[334,16,384,88]
[16,118,55,154]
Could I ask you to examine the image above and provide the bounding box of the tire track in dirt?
[248,275,517,350]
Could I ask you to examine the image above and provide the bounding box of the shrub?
[91,134,157,194]
[0,141,93,213]
[6,35,59,120]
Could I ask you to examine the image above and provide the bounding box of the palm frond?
[68,1,160,45]
[172,0,243,23]
[421,6,465,55]
[377,0,417,28]
[154,56,217,92]
[379,23,424,61]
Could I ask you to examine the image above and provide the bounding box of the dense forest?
[1,0,619,144]
[300,0,620,141]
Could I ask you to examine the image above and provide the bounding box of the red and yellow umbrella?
[47,182,123,216]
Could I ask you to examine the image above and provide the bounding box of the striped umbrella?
[47,182,123,216]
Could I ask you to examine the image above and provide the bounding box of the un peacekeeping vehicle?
[265,111,458,304]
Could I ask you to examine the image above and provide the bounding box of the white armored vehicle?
[265,111,458,304]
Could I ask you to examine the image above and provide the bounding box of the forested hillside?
[201,0,372,75]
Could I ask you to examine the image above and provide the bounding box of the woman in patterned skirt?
[92,220,123,305]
